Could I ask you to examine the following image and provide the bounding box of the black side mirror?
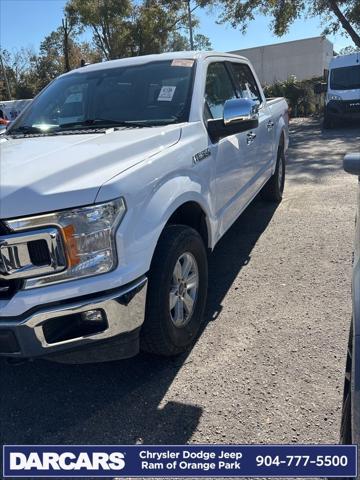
[207,98,259,143]
[344,153,360,175]
[314,82,327,95]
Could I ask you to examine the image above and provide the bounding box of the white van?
[324,52,360,128]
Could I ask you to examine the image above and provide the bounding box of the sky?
[0,0,355,55]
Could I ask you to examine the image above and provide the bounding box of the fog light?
[81,310,104,323]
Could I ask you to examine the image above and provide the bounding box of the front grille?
[0,221,22,299]
[345,101,360,113]
[28,239,51,266]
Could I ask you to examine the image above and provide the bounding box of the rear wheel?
[141,225,208,356]
[262,141,285,202]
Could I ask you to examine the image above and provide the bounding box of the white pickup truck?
[0,51,288,363]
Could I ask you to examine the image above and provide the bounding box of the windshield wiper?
[58,119,151,129]
[8,125,43,135]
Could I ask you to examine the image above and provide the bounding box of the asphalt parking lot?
[0,118,359,476]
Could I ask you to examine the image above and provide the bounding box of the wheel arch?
[165,201,211,250]
[119,179,215,287]
[271,125,287,175]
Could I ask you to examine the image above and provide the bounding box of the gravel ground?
[0,118,359,480]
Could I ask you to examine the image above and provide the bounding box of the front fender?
[130,174,214,263]
[98,171,215,287]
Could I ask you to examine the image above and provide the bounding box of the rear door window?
[231,63,262,104]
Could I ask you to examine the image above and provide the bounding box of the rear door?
[230,62,274,180]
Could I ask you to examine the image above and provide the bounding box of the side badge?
[193,148,211,164]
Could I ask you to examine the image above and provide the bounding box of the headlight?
[5,198,126,288]
[327,93,342,101]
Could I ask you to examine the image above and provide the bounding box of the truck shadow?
[0,197,277,447]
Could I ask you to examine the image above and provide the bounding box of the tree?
[61,14,79,71]
[1,0,213,100]
[167,31,212,51]
[65,0,211,58]
[339,45,360,54]
[215,0,360,48]
[66,0,133,59]
[0,48,36,99]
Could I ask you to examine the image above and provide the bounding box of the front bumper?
[0,276,147,361]
[326,100,360,121]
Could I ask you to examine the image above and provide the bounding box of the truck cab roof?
[64,51,250,76]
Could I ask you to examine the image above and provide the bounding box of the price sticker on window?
[157,86,176,102]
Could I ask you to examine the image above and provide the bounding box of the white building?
[229,36,333,86]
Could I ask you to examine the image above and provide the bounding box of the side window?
[205,62,237,119]
[231,63,262,104]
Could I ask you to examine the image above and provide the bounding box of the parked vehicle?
[0,52,288,363]
[0,99,32,123]
[323,53,360,128]
[341,153,360,476]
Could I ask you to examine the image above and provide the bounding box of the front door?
[205,62,257,236]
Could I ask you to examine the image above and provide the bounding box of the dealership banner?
[3,444,357,478]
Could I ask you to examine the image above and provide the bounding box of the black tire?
[340,322,353,444]
[141,225,208,356]
[323,115,334,129]
[262,141,285,202]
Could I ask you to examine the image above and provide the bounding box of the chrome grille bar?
[0,228,67,280]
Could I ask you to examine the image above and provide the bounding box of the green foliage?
[264,76,322,117]
[339,45,360,54]
[0,31,102,100]
[215,0,360,47]
[65,0,212,59]
[66,0,132,59]
[167,32,212,51]
[0,48,36,99]
[1,0,212,100]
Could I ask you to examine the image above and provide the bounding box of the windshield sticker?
[158,86,176,102]
[171,59,194,68]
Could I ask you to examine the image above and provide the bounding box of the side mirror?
[314,82,327,94]
[344,153,360,175]
[207,98,259,143]
[224,98,259,125]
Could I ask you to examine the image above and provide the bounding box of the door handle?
[267,120,274,131]
[247,132,256,145]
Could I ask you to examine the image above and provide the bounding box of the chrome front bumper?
[0,276,147,361]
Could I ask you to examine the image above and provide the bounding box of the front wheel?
[262,142,285,202]
[141,225,208,356]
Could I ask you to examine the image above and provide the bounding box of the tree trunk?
[64,31,71,72]
[329,0,360,48]
[62,17,71,72]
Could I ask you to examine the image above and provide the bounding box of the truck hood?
[0,125,181,218]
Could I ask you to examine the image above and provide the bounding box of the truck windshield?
[9,60,195,133]
[330,65,360,90]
